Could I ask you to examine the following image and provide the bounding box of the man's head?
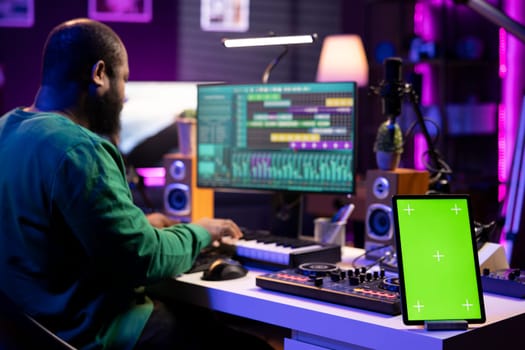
[38,18,129,139]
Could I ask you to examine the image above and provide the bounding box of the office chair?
[0,289,77,350]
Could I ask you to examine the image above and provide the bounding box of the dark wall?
[178,1,329,83]
[0,0,367,113]
[0,0,180,112]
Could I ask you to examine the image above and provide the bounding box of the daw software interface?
[195,81,358,195]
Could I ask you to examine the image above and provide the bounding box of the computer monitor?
[195,81,358,195]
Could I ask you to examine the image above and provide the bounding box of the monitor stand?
[424,320,468,331]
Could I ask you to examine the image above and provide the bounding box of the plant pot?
[376,151,401,171]
[176,117,196,156]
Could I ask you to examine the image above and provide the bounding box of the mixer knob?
[482,268,490,276]
[509,271,516,281]
[349,276,360,285]
[330,272,341,282]
[314,277,323,287]
[380,268,385,278]
[366,272,372,281]
[373,271,379,279]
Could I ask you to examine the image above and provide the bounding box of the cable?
[351,243,392,269]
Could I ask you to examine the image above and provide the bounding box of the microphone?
[380,57,404,119]
[370,56,453,191]
[372,57,405,170]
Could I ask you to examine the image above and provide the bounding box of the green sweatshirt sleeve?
[51,138,211,286]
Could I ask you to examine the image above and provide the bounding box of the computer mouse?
[201,258,248,281]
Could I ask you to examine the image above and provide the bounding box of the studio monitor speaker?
[364,168,429,260]
[163,153,214,222]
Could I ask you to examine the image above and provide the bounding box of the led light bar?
[222,34,317,48]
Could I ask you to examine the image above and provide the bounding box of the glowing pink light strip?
[498,103,507,200]
[498,3,508,243]
[413,133,427,170]
[413,2,439,41]
[136,167,166,187]
[499,28,507,78]
[500,0,525,203]
[498,27,507,200]
[413,1,437,170]
[413,3,425,38]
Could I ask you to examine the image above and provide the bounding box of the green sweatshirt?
[0,108,211,349]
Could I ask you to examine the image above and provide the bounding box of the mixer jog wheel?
[379,277,400,292]
[297,262,339,277]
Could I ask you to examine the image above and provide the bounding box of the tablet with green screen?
[392,194,485,326]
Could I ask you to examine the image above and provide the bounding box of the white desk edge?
[150,246,525,350]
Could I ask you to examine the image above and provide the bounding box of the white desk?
[150,247,525,350]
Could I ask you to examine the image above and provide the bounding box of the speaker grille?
[364,169,429,260]
[163,153,214,222]
[366,203,393,241]
[165,183,190,216]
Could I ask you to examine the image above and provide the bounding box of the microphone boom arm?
[370,81,452,192]
[405,84,451,189]
[455,0,525,44]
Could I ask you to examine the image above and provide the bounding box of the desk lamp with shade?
[316,34,369,87]
[316,34,376,167]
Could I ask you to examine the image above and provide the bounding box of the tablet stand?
[424,320,468,331]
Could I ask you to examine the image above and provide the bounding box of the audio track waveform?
[231,151,353,187]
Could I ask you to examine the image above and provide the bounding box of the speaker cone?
[366,203,393,240]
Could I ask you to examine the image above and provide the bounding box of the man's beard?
[86,89,122,142]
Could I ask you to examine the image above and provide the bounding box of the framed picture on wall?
[201,0,249,32]
[0,0,34,27]
[88,0,152,23]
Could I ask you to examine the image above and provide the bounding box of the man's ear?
[91,60,106,86]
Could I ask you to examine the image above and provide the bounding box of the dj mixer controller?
[481,268,525,298]
[255,262,401,315]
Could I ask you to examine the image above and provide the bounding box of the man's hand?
[195,218,243,242]
[146,213,180,228]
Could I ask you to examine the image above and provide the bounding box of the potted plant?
[175,109,197,155]
[373,117,404,170]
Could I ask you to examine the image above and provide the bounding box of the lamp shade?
[316,34,369,86]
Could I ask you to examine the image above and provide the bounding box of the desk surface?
[151,247,525,350]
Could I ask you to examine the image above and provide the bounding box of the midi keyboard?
[188,230,342,273]
[221,229,341,270]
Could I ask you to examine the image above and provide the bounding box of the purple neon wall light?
[413,0,524,203]
[500,1,525,203]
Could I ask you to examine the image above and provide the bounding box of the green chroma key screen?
[392,194,485,325]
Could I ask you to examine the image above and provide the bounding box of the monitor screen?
[196,81,357,194]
